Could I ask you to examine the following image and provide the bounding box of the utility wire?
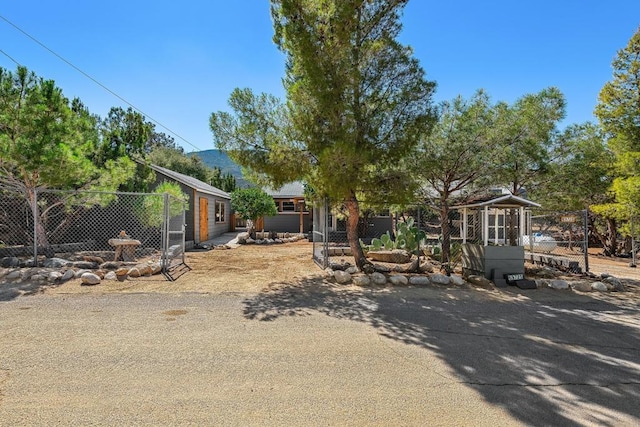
[0,14,204,152]
[0,49,21,66]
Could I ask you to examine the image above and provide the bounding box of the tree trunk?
[440,200,451,269]
[345,192,369,270]
[246,219,256,239]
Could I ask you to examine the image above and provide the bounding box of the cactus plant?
[365,217,425,254]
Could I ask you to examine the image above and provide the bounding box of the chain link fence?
[312,200,596,275]
[528,210,588,273]
[0,187,186,279]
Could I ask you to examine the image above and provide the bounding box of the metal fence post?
[583,208,589,272]
[161,193,170,273]
[32,188,38,266]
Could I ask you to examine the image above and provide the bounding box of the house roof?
[453,193,541,210]
[150,164,230,199]
[264,181,305,198]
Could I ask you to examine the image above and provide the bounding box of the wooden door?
[199,197,209,241]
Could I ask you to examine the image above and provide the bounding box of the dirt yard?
[22,239,640,303]
[46,240,321,295]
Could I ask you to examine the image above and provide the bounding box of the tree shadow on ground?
[0,280,65,301]
[244,279,640,426]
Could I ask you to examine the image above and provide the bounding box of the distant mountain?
[188,149,249,188]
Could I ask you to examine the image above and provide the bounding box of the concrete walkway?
[201,231,244,248]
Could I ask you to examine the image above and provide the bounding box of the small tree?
[138,181,188,228]
[230,188,278,237]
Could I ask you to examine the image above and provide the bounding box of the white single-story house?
[150,164,231,245]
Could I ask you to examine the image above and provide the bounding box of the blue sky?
[1,1,639,153]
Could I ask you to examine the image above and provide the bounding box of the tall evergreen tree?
[211,0,436,268]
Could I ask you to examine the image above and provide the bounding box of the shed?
[150,164,231,245]
[453,194,540,280]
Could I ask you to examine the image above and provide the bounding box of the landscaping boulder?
[466,275,492,288]
[430,273,450,285]
[48,271,63,282]
[449,275,466,286]
[42,258,72,268]
[60,270,75,283]
[389,274,408,286]
[603,276,625,292]
[370,272,387,286]
[345,266,359,275]
[367,250,412,264]
[409,275,430,286]
[591,282,608,292]
[419,261,435,273]
[80,272,101,286]
[371,263,392,273]
[1,257,20,268]
[333,270,352,284]
[352,275,371,286]
[128,267,141,278]
[390,258,419,273]
[104,271,117,280]
[570,281,592,292]
[549,280,569,290]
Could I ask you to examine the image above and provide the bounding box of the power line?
[0,14,204,152]
[0,49,21,66]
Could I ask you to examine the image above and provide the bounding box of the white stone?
[430,274,450,285]
[549,280,569,290]
[591,282,608,292]
[389,274,408,286]
[409,276,431,286]
[345,266,359,274]
[48,271,63,282]
[333,270,352,284]
[80,272,101,285]
[105,271,118,280]
[245,237,255,244]
[352,275,371,286]
[370,272,388,286]
[449,275,466,286]
[75,269,91,279]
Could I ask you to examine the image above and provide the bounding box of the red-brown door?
[199,198,209,241]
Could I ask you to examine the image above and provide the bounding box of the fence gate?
[528,210,589,273]
[312,198,329,268]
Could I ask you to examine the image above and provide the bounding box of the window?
[215,201,225,223]
[281,201,295,212]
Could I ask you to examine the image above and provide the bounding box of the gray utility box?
[462,243,524,279]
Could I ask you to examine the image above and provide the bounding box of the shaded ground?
[1,242,640,425]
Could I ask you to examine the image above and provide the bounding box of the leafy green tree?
[532,123,613,211]
[489,87,566,197]
[593,26,640,255]
[138,181,187,228]
[414,90,495,264]
[230,187,278,237]
[0,66,135,248]
[211,0,436,268]
[148,146,211,182]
